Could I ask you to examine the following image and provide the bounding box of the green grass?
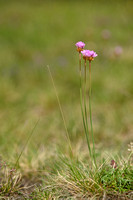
[0,0,133,199]
[30,152,133,199]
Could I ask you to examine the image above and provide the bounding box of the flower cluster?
[75,41,98,167]
[75,41,85,53]
[81,50,97,61]
[75,41,98,61]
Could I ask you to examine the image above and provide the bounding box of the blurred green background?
[0,0,133,163]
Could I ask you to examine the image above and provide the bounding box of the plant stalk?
[89,60,97,167]
[79,54,92,158]
[47,65,73,157]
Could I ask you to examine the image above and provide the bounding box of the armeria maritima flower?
[81,50,98,61]
[75,41,85,53]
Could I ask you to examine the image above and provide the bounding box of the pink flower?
[81,50,98,61]
[81,50,90,57]
[110,160,117,169]
[75,41,85,52]
[114,46,123,57]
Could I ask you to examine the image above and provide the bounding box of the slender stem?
[47,65,73,157]
[79,54,86,134]
[14,118,40,168]
[89,61,97,167]
[84,59,86,83]
[84,59,92,158]
[79,54,92,158]
[79,52,81,73]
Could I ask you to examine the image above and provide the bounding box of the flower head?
[114,46,123,57]
[75,41,85,53]
[81,50,98,61]
[110,160,117,169]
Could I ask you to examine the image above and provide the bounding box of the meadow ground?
[0,0,133,199]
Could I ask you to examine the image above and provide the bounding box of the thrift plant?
[76,41,98,167]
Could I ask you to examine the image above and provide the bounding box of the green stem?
[84,59,92,158]
[79,54,92,159]
[84,59,86,83]
[14,118,40,168]
[47,65,73,157]
[79,52,81,72]
[79,54,87,137]
[89,61,97,167]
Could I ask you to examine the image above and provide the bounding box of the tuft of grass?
[30,151,133,199]
[0,159,23,198]
[0,158,41,199]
